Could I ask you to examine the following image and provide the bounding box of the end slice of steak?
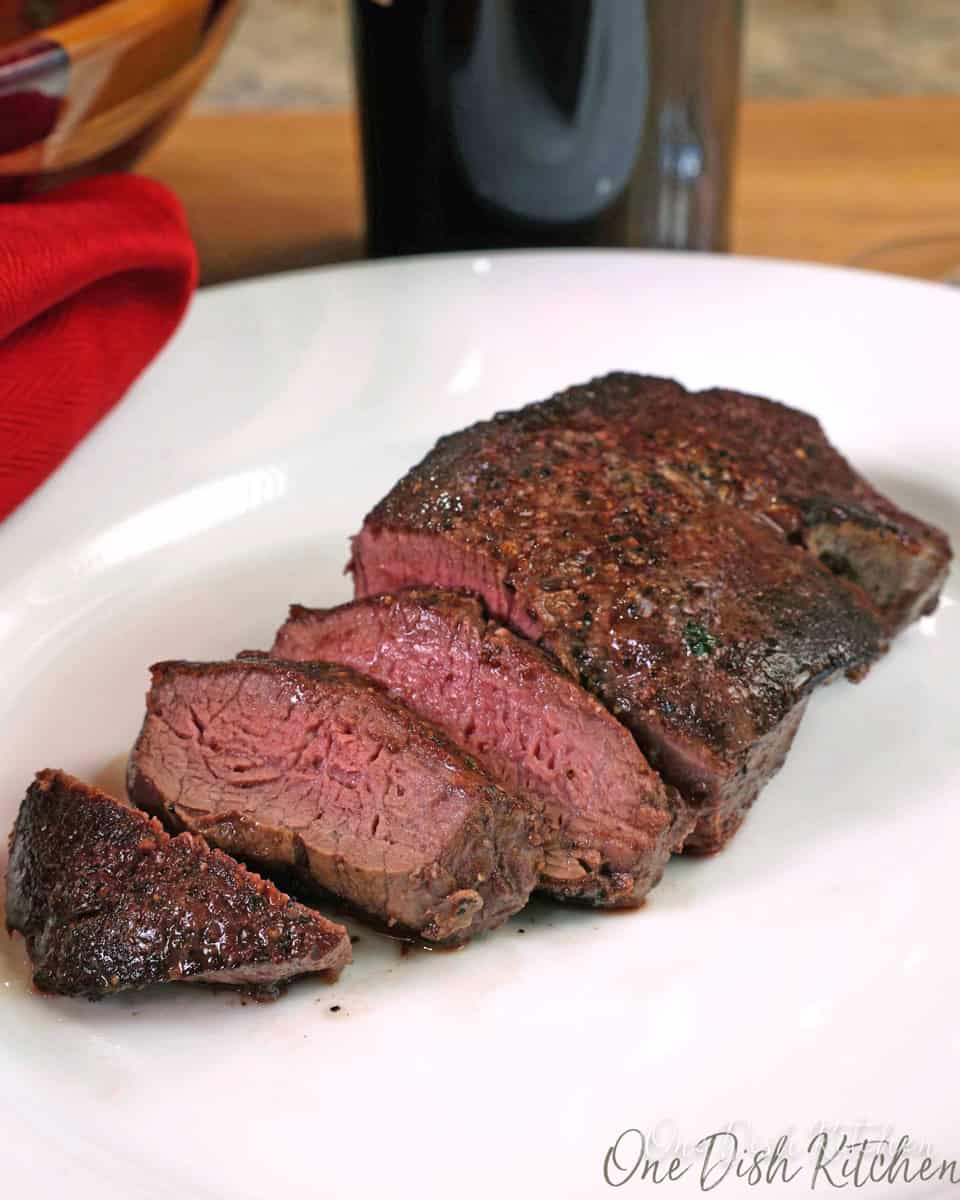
[350,378,888,852]
[540,373,952,633]
[6,770,351,1000]
[128,658,541,943]
[271,589,693,907]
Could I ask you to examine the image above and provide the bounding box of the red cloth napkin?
[0,174,197,523]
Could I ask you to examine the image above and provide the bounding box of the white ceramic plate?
[1,253,957,1200]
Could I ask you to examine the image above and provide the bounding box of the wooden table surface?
[140,97,960,286]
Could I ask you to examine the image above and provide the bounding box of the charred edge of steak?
[678,699,809,854]
[547,372,951,634]
[790,496,951,632]
[270,589,694,908]
[127,658,543,945]
[6,770,351,1000]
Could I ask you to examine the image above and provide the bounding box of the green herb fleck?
[683,621,715,657]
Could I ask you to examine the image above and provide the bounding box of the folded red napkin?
[0,174,198,523]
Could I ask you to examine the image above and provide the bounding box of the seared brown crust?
[557,374,951,632]
[6,770,351,1000]
[272,589,693,906]
[128,658,542,943]
[350,375,892,851]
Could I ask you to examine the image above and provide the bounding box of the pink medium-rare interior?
[137,662,477,871]
[351,527,545,640]
[273,593,674,872]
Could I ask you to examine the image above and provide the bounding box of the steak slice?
[6,770,351,1000]
[271,589,693,907]
[350,377,888,853]
[538,373,951,633]
[128,658,541,943]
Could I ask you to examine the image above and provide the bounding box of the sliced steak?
[350,377,888,852]
[533,373,951,633]
[271,589,692,906]
[6,770,351,1000]
[128,657,541,943]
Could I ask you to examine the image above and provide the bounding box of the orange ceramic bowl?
[0,0,240,198]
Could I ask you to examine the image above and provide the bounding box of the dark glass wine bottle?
[352,0,742,258]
